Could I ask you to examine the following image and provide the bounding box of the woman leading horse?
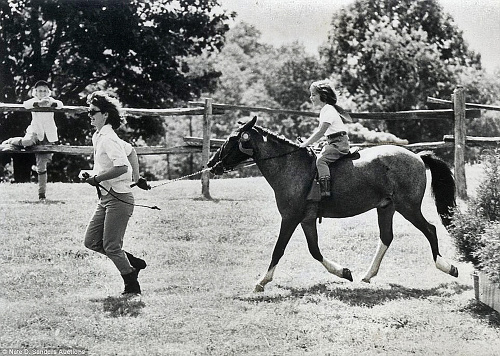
[208,117,458,292]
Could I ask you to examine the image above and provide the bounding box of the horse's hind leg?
[300,215,353,282]
[254,217,300,292]
[362,203,395,283]
[399,206,458,278]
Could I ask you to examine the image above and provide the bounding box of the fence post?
[201,98,212,199]
[453,86,467,199]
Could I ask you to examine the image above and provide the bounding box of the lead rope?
[148,167,212,189]
[93,167,214,210]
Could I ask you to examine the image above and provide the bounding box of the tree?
[188,22,330,141]
[185,22,281,138]
[0,0,233,181]
[321,0,482,142]
[263,43,327,138]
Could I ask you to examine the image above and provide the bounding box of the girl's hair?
[32,80,52,97]
[86,91,123,129]
[34,80,51,89]
[310,80,337,106]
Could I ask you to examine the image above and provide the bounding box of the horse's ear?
[239,116,257,132]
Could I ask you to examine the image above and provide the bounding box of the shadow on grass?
[91,295,145,317]
[236,281,472,308]
[461,300,500,327]
[193,197,251,202]
[20,199,66,205]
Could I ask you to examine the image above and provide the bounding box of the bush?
[476,223,500,283]
[449,208,486,267]
[449,150,500,282]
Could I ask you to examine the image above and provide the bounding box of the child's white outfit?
[2,96,64,199]
[316,104,350,178]
[22,97,64,144]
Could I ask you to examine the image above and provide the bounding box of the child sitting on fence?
[2,80,64,200]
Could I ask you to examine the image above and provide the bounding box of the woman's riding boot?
[319,177,331,197]
[121,269,141,295]
[125,252,147,275]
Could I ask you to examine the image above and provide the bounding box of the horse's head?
[207,116,258,175]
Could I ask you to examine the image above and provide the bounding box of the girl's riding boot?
[125,251,147,275]
[319,177,331,197]
[121,269,141,295]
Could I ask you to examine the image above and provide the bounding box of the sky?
[220,0,500,73]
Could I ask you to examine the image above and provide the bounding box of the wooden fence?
[1,86,499,199]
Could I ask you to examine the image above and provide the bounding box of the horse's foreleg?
[300,216,353,282]
[362,204,395,283]
[255,218,300,292]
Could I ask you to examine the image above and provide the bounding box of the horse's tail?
[419,151,456,227]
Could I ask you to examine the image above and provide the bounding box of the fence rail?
[427,97,500,112]
[189,101,481,120]
[0,103,224,117]
[0,143,223,155]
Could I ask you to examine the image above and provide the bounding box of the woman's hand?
[84,175,100,187]
[133,177,151,190]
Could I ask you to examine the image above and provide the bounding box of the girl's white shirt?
[319,104,348,137]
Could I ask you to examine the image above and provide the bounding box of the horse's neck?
[254,139,315,190]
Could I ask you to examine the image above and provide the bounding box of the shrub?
[474,152,500,221]
[476,223,500,283]
[449,208,486,267]
[449,150,500,282]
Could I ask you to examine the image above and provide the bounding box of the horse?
[207,117,458,292]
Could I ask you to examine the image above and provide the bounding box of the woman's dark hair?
[86,91,123,129]
[310,80,337,106]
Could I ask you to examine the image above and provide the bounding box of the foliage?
[449,208,487,267]
[474,153,500,221]
[186,23,327,139]
[262,43,327,138]
[321,0,482,143]
[458,67,500,138]
[476,223,500,283]
[189,22,409,145]
[348,122,408,144]
[450,151,500,282]
[0,0,233,180]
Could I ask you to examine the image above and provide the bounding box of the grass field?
[1,166,499,355]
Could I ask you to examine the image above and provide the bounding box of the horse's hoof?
[361,278,371,283]
[254,284,265,293]
[449,265,459,278]
[342,268,353,282]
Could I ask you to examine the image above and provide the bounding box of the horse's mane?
[254,125,300,148]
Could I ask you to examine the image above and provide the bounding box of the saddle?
[306,146,360,202]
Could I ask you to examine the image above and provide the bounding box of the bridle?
[210,130,303,174]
